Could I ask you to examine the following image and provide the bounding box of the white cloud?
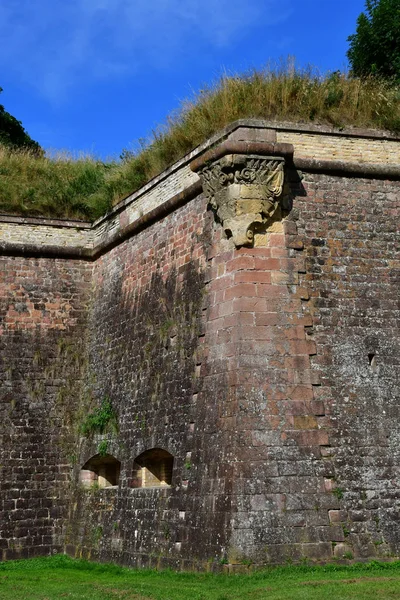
[0,0,291,101]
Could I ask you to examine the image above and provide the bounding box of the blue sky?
[1,0,366,159]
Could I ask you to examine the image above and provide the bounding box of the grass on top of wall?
[1,65,400,221]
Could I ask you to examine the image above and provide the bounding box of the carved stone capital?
[197,153,285,247]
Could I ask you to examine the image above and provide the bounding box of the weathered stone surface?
[0,123,399,568]
[0,256,92,560]
[195,154,285,247]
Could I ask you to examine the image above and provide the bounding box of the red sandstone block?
[236,247,271,257]
[328,510,347,523]
[205,317,225,333]
[253,257,280,270]
[212,250,235,265]
[232,297,269,312]
[210,290,225,306]
[226,256,255,272]
[239,340,275,355]
[224,283,257,301]
[233,325,275,341]
[312,386,333,402]
[277,258,300,272]
[290,430,329,446]
[208,274,234,292]
[283,401,309,416]
[294,257,307,273]
[223,312,254,328]
[271,271,299,285]
[289,340,317,356]
[216,264,226,278]
[257,284,288,298]
[237,354,273,368]
[268,233,286,247]
[255,312,280,326]
[279,299,307,313]
[270,247,290,258]
[284,355,311,370]
[283,326,307,340]
[206,242,226,260]
[234,271,271,284]
[294,370,321,386]
[234,369,259,385]
[288,476,323,495]
[216,329,232,345]
[266,415,282,430]
[324,478,335,492]
[208,265,221,281]
[208,301,233,320]
[311,400,326,416]
[227,356,238,371]
[283,221,298,235]
[287,385,314,402]
[209,342,236,359]
[286,236,304,250]
[290,287,310,300]
[317,416,332,429]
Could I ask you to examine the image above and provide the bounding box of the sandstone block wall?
[0,121,399,568]
[294,172,400,560]
[0,257,92,559]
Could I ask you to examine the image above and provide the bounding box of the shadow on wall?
[79,448,174,489]
[80,454,121,488]
[131,448,174,488]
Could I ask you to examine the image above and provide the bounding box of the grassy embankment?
[1,555,400,599]
[1,67,399,221]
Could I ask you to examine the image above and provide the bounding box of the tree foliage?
[0,87,41,152]
[347,0,400,80]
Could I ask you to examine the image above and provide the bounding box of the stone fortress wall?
[0,121,399,569]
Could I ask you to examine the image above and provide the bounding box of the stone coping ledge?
[0,241,92,260]
[294,158,400,179]
[226,118,400,141]
[0,214,92,227]
[190,140,294,172]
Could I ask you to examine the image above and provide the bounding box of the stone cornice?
[293,158,400,179]
[224,119,400,141]
[190,140,294,173]
[0,214,91,228]
[0,241,93,260]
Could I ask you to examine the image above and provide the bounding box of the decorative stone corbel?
[191,141,292,248]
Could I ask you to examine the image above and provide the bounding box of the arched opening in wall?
[132,448,174,488]
[80,454,121,488]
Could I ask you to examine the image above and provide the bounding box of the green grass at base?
[1,555,400,600]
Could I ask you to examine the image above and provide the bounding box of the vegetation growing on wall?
[0,65,399,221]
[80,398,118,437]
